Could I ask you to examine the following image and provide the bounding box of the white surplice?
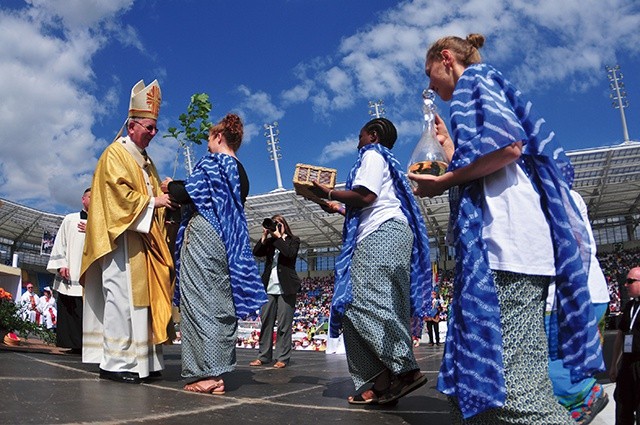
[82,138,163,378]
[46,212,86,297]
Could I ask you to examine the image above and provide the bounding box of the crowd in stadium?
[599,247,640,313]
[231,245,639,353]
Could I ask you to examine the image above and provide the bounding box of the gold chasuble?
[81,139,175,344]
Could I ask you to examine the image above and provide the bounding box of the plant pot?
[2,329,21,346]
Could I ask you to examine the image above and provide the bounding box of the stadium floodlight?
[606,65,630,143]
[264,121,284,190]
[368,99,385,118]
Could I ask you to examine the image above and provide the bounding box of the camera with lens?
[262,218,279,232]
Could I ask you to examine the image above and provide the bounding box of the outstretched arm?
[311,182,376,209]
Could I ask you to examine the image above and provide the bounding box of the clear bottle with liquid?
[407,89,448,176]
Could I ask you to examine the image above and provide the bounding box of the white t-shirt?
[352,149,406,244]
[545,190,610,310]
[482,162,555,276]
[569,190,609,303]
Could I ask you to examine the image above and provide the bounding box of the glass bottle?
[407,89,448,176]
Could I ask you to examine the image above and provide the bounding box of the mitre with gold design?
[128,79,161,120]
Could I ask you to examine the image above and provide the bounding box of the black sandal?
[348,388,379,405]
[378,370,427,405]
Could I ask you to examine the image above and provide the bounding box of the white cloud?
[2,0,640,212]
[0,2,138,211]
[237,85,285,122]
[106,21,145,52]
[324,66,355,109]
[395,118,423,146]
[281,79,313,105]
[27,0,134,29]
[234,85,286,143]
[287,0,640,115]
[316,118,421,164]
[242,122,261,146]
[319,135,358,163]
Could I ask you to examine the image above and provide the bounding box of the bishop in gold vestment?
[81,79,175,383]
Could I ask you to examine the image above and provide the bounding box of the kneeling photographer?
[249,215,301,369]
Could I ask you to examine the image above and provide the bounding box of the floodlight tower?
[183,143,195,175]
[368,99,385,118]
[264,121,284,190]
[606,65,631,143]
[171,142,196,177]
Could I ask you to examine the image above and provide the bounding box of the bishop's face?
[128,118,158,150]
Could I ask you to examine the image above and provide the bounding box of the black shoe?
[143,371,162,382]
[99,368,141,384]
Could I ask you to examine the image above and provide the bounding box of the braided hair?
[363,117,398,149]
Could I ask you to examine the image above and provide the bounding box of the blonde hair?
[426,33,485,67]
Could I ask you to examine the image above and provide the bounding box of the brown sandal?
[249,359,264,366]
[183,379,225,395]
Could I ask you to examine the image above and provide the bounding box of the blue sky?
[1,0,639,214]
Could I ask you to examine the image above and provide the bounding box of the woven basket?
[293,163,337,204]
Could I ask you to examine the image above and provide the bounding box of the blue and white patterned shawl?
[437,64,605,419]
[173,153,267,318]
[329,143,432,338]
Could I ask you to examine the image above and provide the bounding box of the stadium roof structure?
[1,141,639,271]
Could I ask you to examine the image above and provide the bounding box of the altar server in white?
[47,188,90,352]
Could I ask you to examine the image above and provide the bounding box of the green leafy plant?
[164,93,213,177]
[0,288,56,345]
[164,93,213,147]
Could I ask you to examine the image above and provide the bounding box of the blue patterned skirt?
[449,271,574,424]
[343,219,418,390]
[179,214,237,379]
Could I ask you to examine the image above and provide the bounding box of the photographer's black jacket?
[253,235,302,295]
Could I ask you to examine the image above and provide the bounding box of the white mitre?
[112,79,162,142]
[128,79,161,119]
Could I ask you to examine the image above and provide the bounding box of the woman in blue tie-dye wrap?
[409,33,604,424]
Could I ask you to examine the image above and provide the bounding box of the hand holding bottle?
[408,172,447,198]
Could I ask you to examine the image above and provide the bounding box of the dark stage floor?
[0,332,616,424]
